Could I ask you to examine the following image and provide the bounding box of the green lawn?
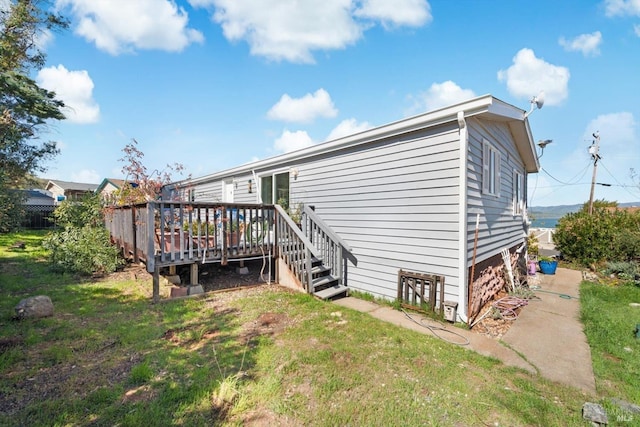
[0,231,604,426]
[580,280,640,413]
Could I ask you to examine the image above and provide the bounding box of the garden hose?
[530,286,578,300]
[401,309,470,346]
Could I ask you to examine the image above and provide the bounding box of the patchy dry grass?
[0,231,593,426]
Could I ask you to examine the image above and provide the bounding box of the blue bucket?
[539,260,558,275]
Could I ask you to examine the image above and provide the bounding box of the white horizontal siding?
[290,123,462,301]
[191,172,258,203]
[466,118,527,265]
[193,181,222,202]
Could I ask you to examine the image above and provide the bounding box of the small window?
[482,140,501,196]
[513,170,524,215]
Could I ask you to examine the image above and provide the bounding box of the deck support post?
[169,265,176,275]
[152,264,160,303]
[190,263,198,285]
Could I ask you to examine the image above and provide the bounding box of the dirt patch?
[0,350,140,416]
[121,384,157,404]
[0,336,24,352]
[99,263,149,283]
[241,312,291,345]
[196,259,270,292]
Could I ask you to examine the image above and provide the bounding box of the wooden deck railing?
[106,201,356,300]
[105,201,277,273]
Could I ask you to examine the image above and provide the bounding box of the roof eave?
[178,94,539,187]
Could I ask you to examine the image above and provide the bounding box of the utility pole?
[588,132,601,215]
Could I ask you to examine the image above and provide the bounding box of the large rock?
[582,402,608,425]
[14,295,54,319]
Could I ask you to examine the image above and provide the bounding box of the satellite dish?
[534,91,545,109]
[524,90,545,118]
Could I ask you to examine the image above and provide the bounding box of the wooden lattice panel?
[397,269,445,315]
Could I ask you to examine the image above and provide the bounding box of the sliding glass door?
[260,171,289,209]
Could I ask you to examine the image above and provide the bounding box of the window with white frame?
[260,171,290,208]
[513,170,524,215]
[482,140,501,196]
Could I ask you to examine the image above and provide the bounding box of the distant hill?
[530,201,640,219]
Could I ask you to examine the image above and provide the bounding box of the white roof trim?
[178,94,535,187]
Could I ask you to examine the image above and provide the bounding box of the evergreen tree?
[0,0,68,231]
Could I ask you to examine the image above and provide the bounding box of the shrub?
[612,229,640,261]
[0,177,26,233]
[527,232,539,257]
[554,206,640,266]
[43,194,123,275]
[603,261,639,279]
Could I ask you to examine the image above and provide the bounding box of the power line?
[540,162,591,186]
[599,160,640,199]
[529,162,591,206]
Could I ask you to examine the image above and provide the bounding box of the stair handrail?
[302,205,357,266]
[274,205,320,257]
[274,204,321,293]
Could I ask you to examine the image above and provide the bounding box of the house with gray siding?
[172,95,539,322]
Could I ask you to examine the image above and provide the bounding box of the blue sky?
[30,0,640,206]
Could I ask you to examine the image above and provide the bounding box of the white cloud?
[497,48,570,106]
[37,64,100,124]
[326,118,372,140]
[410,80,476,113]
[71,169,101,184]
[56,0,204,55]
[274,129,314,153]
[531,115,640,206]
[559,31,602,56]
[604,0,640,17]
[354,0,432,28]
[267,89,338,123]
[192,0,432,63]
[35,28,54,51]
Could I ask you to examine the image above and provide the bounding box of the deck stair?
[275,205,355,301]
[311,256,347,300]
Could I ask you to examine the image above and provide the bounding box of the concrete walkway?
[333,267,596,394]
[502,268,596,394]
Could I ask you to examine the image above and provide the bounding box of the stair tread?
[315,284,348,300]
[311,265,331,274]
[312,275,339,288]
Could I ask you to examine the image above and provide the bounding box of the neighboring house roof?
[606,206,640,214]
[96,178,137,193]
[178,94,538,188]
[24,189,54,200]
[11,189,55,206]
[46,180,99,192]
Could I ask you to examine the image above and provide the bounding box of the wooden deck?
[105,202,278,272]
[106,201,356,302]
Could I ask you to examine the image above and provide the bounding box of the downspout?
[252,170,259,203]
[457,111,469,323]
